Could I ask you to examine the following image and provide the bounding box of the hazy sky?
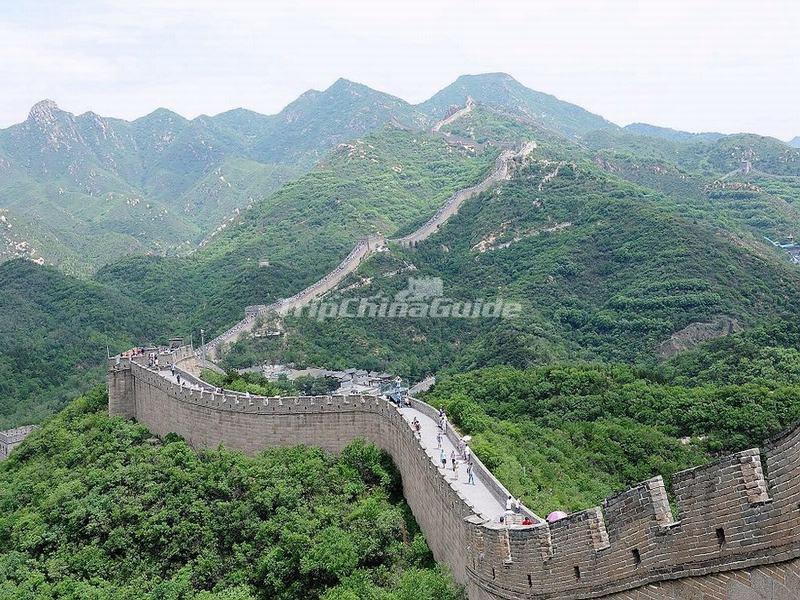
[1,0,798,138]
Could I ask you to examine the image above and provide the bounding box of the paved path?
[397,404,505,520]
[409,375,436,396]
[157,366,507,521]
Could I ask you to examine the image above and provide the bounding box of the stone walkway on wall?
[159,367,507,521]
[397,403,506,521]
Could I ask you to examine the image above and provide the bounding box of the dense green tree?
[0,388,463,600]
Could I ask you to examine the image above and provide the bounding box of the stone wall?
[109,356,800,599]
[466,424,800,599]
[0,425,37,460]
[392,147,517,248]
[109,358,480,583]
[198,234,385,359]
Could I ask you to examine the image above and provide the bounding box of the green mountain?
[0,74,631,276]
[419,73,617,138]
[96,128,499,337]
[0,101,276,274]
[0,81,427,275]
[223,137,800,376]
[623,122,724,143]
[250,78,427,165]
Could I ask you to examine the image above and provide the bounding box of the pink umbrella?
[546,511,568,523]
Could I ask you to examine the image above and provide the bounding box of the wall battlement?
[0,425,38,460]
[109,351,800,599]
[467,425,800,599]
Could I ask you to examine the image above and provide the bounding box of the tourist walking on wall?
[440,449,447,470]
[467,462,475,485]
[436,431,443,449]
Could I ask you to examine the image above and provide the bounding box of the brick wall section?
[109,356,800,599]
[466,427,800,599]
[0,425,38,460]
[110,359,477,583]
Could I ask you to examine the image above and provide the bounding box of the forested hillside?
[0,80,427,274]
[223,138,800,376]
[421,321,800,514]
[0,388,462,599]
[96,128,498,337]
[0,260,167,429]
[0,125,499,427]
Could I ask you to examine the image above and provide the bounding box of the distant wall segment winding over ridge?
[392,141,535,248]
[109,351,800,599]
[196,235,385,359]
[197,140,535,359]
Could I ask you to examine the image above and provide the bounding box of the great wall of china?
[198,139,536,359]
[109,102,800,597]
[0,425,37,460]
[108,346,800,599]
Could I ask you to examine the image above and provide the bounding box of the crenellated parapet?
[0,425,38,460]
[109,350,800,599]
[466,425,800,599]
